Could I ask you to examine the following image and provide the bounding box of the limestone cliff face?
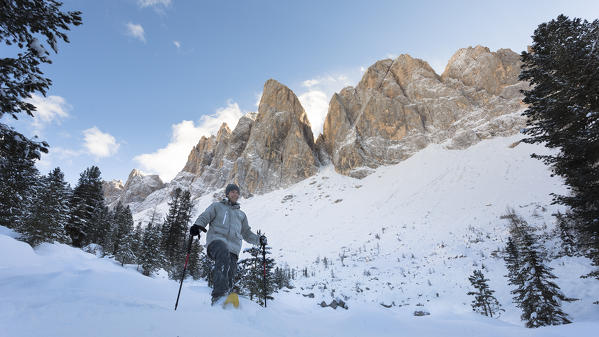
[172,79,318,197]
[321,46,527,178]
[230,79,319,195]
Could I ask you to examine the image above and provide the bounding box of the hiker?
[189,183,267,305]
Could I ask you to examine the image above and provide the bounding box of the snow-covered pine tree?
[139,220,162,276]
[131,222,144,267]
[467,269,503,318]
[19,167,70,246]
[200,248,214,287]
[161,188,193,277]
[504,210,573,328]
[111,202,134,257]
[520,15,599,272]
[1,0,81,163]
[187,238,202,280]
[66,166,105,247]
[115,232,136,266]
[0,136,40,230]
[273,266,292,290]
[555,212,578,258]
[504,236,524,294]
[237,244,275,306]
[97,207,115,257]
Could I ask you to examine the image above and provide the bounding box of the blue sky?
[3,0,598,185]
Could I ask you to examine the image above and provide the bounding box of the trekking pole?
[261,241,267,307]
[175,235,194,311]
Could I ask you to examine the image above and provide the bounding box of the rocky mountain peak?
[321,45,527,178]
[230,79,318,194]
[441,45,522,96]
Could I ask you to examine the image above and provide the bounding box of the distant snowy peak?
[103,169,164,209]
[318,45,528,178]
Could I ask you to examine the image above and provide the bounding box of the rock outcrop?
[104,169,165,208]
[319,46,527,177]
[173,79,318,197]
[229,79,319,195]
[102,180,124,206]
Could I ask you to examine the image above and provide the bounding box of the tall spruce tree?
[0,135,40,229]
[111,202,134,257]
[187,238,202,280]
[67,166,105,247]
[467,269,503,318]
[504,210,573,328]
[161,188,193,277]
[520,15,599,271]
[139,220,162,276]
[19,167,70,246]
[504,236,524,293]
[1,0,81,161]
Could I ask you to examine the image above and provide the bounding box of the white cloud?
[173,40,181,48]
[83,127,120,159]
[133,101,244,182]
[297,73,357,138]
[138,0,172,8]
[126,22,146,43]
[25,94,71,133]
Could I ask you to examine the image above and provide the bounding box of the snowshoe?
[223,292,239,309]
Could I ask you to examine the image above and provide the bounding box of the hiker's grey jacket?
[193,199,259,256]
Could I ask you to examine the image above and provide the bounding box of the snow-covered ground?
[2,134,599,336]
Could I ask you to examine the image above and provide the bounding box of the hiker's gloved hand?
[190,224,206,236]
[259,235,267,246]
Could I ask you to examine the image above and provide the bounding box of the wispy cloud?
[37,146,81,171]
[83,127,120,159]
[138,0,172,8]
[126,22,146,43]
[133,101,244,181]
[25,94,71,134]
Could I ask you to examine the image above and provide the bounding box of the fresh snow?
[2,134,599,336]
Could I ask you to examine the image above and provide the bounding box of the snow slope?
[2,134,599,336]
[1,226,597,337]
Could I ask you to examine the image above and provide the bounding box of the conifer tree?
[161,188,193,277]
[555,212,578,258]
[504,236,524,293]
[67,166,105,247]
[187,238,202,280]
[504,210,573,327]
[0,137,40,230]
[132,222,144,266]
[111,202,134,257]
[19,167,70,246]
[139,220,162,276]
[520,15,599,268]
[1,0,81,161]
[467,269,503,318]
[237,245,275,306]
[115,232,136,266]
[200,248,214,287]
